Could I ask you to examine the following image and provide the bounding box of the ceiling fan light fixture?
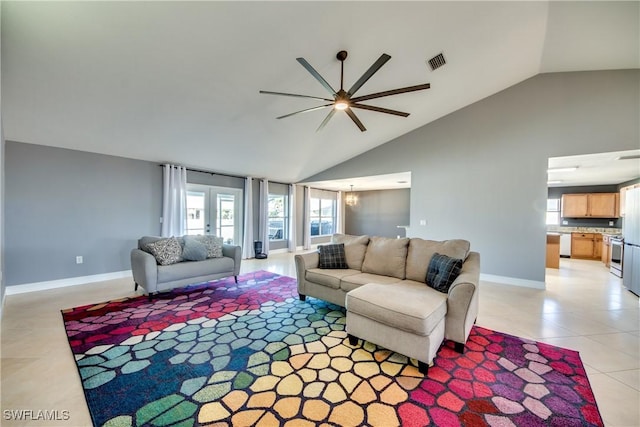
[334,101,349,111]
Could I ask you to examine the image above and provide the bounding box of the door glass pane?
[186,191,206,235]
[218,194,235,244]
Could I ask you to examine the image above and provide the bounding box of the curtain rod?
[158,164,289,186]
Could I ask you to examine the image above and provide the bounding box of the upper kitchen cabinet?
[561,193,618,218]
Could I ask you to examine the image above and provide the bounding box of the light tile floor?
[1,255,638,426]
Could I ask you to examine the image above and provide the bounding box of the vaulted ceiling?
[2,1,638,183]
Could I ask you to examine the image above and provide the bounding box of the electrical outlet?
[420,219,427,226]
[76,256,83,264]
[609,221,614,226]
[562,220,568,225]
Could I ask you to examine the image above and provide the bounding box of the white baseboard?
[5,270,133,295]
[480,273,546,290]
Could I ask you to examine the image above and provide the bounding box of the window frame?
[309,196,336,237]
[546,198,560,225]
[268,193,288,242]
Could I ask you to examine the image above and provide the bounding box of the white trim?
[5,270,132,295]
[480,273,546,290]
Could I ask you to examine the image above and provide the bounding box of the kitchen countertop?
[547,226,622,236]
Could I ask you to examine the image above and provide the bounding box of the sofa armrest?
[223,244,242,277]
[131,248,158,293]
[445,251,480,345]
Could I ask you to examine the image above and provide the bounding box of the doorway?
[186,184,243,245]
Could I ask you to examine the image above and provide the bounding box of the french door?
[186,185,243,245]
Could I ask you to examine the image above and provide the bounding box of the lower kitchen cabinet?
[571,233,602,259]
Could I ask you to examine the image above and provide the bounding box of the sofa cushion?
[192,235,224,258]
[346,281,447,336]
[426,253,463,293]
[182,238,208,261]
[157,256,235,283]
[361,236,409,279]
[331,234,369,270]
[145,237,183,266]
[339,273,402,293]
[306,268,360,289]
[318,243,348,269]
[405,238,470,283]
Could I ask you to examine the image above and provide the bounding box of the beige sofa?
[295,234,480,373]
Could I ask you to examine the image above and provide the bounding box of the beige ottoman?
[346,281,447,374]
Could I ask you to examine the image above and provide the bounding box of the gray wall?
[5,142,162,286]
[345,189,410,238]
[304,70,639,283]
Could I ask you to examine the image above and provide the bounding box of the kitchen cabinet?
[571,233,603,259]
[594,234,602,259]
[546,234,560,269]
[561,193,618,218]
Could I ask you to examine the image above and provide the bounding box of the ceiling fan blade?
[296,57,336,96]
[260,90,333,102]
[276,104,332,119]
[345,108,367,132]
[350,103,410,117]
[316,109,336,132]
[350,83,430,103]
[347,53,391,96]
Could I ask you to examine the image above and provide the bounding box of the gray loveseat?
[131,236,241,298]
[295,234,480,373]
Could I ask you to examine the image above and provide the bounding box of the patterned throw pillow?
[182,238,208,261]
[193,235,224,258]
[146,237,183,266]
[426,252,463,293]
[318,243,349,269]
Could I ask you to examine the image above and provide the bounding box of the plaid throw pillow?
[318,243,349,269]
[426,252,463,293]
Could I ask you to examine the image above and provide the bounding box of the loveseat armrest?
[222,244,242,277]
[131,248,159,294]
[445,251,480,346]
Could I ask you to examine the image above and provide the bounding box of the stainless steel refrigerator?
[623,186,640,296]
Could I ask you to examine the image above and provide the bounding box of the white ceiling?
[2,1,638,186]
[548,149,640,188]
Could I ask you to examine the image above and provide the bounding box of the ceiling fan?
[260,51,430,132]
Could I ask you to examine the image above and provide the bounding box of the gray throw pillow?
[193,235,224,258]
[426,253,463,293]
[182,238,208,261]
[146,237,183,266]
[318,243,348,269]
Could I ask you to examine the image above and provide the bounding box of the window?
[310,197,335,236]
[268,194,288,241]
[546,198,560,225]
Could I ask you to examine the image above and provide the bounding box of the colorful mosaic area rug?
[62,271,603,427]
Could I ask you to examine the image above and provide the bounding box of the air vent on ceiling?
[617,155,640,160]
[427,53,446,71]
